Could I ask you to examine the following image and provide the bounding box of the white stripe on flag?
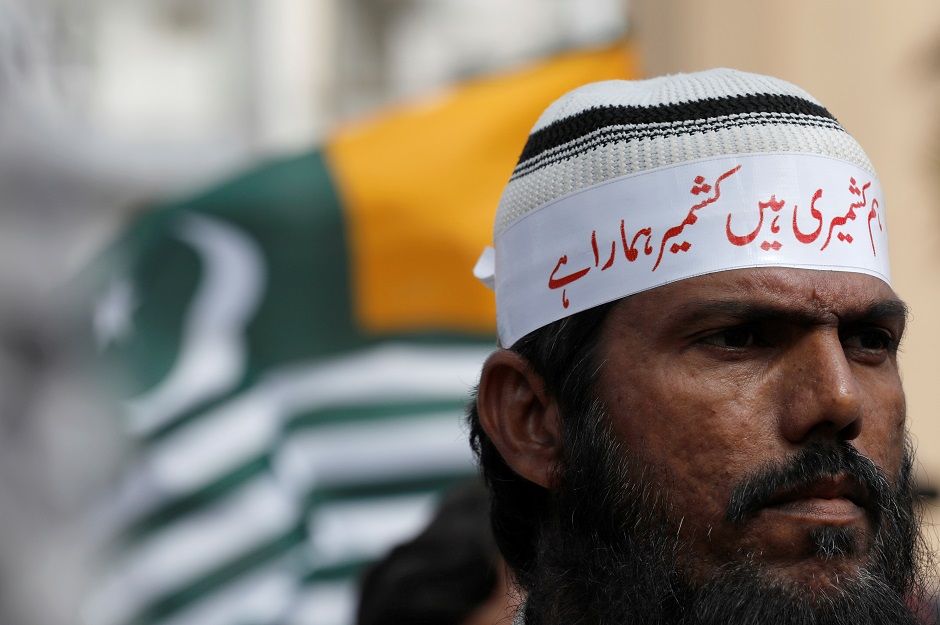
[148,343,488,496]
[275,411,475,493]
[307,492,439,568]
[90,476,297,625]
[284,580,358,625]
[156,564,296,625]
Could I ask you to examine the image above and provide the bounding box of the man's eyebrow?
[843,299,910,324]
[675,298,909,325]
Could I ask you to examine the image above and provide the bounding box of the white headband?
[475,152,889,347]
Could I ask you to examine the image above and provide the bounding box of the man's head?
[469,69,932,624]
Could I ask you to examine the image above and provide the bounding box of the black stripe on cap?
[517,93,838,165]
[510,112,842,180]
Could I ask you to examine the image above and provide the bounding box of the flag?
[80,42,638,625]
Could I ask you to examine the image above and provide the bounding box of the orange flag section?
[326,42,639,336]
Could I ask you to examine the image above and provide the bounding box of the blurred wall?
[633,0,940,535]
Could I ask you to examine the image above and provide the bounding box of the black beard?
[521,399,930,625]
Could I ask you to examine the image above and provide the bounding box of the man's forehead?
[612,267,904,322]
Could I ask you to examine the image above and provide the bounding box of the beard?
[521,398,931,625]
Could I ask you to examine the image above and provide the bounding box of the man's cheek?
[642,445,738,539]
[856,387,906,482]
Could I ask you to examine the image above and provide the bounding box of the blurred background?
[2,1,940,625]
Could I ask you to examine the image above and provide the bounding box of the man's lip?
[764,474,870,510]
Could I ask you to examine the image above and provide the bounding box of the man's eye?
[843,329,896,351]
[700,326,758,348]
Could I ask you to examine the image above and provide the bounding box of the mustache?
[726,441,892,525]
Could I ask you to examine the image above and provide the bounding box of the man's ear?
[477,349,561,488]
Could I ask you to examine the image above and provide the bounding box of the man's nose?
[778,329,862,443]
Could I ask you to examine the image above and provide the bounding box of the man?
[468,69,934,624]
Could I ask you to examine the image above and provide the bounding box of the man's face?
[593,267,908,591]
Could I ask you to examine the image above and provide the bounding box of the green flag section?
[80,42,639,625]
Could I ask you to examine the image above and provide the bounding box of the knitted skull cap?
[475,68,890,347]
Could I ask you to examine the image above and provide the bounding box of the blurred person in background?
[356,479,515,625]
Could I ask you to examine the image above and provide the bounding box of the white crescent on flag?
[124,213,266,437]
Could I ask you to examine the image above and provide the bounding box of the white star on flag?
[94,277,138,351]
